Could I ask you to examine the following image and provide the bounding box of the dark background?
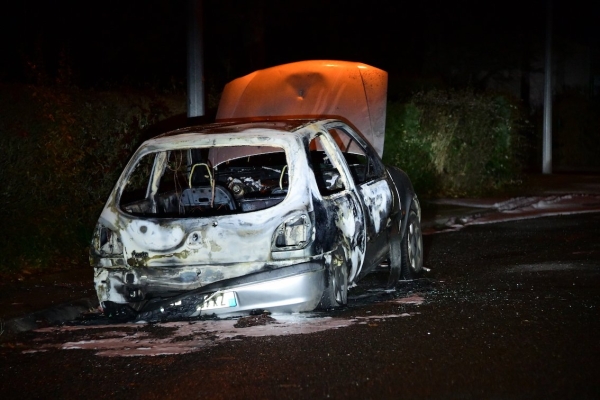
[2,0,598,94]
[1,0,599,171]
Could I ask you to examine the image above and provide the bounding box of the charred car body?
[90,61,423,319]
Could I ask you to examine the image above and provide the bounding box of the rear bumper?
[196,267,325,316]
[99,261,325,320]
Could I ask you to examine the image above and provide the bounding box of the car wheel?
[319,249,348,308]
[401,210,424,280]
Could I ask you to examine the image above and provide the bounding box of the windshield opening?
[119,145,289,218]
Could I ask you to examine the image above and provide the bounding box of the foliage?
[0,84,185,273]
[384,89,525,197]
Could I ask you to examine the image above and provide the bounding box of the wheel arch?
[386,166,419,240]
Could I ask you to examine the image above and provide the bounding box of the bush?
[0,84,185,273]
[384,89,524,197]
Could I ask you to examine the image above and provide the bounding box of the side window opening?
[309,135,346,196]
[328,128,379,185]
[119,153,155,212]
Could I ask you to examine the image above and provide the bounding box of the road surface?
[1,213,599,399]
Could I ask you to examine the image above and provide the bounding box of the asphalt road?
[1,213,599,399]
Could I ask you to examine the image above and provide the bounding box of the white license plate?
[198,291,238,311]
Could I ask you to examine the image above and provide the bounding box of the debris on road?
[234,312,277,328]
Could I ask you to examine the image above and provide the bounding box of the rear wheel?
[401,210,424,279]
[319,249,348,308]
[386,232,402,288]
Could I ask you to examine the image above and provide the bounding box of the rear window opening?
[119,146,289,218]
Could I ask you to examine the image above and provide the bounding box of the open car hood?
[216,60,388,157]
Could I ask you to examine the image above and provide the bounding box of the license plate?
[198,291,238,311]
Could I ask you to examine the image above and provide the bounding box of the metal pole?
[187,0,205,118]
[542,0,553,174]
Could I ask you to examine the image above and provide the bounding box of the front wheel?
[401,210,424,280]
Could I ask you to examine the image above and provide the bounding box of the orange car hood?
[216,60,388,157]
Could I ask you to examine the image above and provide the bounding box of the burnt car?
[90,61,423,319]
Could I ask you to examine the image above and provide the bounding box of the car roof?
[138,118,340,154]
[155,118,319,139]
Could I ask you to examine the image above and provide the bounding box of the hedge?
[384,89,525,197]
[0,84,185,273]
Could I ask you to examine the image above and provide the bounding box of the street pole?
[542,0,553,174]
[187,0,205,118]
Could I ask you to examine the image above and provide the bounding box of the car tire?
[319,249,348,308]
[386,231,402,288]
[400,209,424,280]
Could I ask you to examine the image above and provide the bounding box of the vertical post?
[542,0,553,174]
[187,0,205,118]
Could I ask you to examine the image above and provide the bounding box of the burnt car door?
[325,122,394,277]
[307,131,367,285]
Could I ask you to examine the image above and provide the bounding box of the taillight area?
[98,225,123,255]
[272,214,312,251]
[90,224,125,268]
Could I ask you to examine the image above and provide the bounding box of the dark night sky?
[1,0,598,96]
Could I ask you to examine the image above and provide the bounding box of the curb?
[421,203,495,234]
